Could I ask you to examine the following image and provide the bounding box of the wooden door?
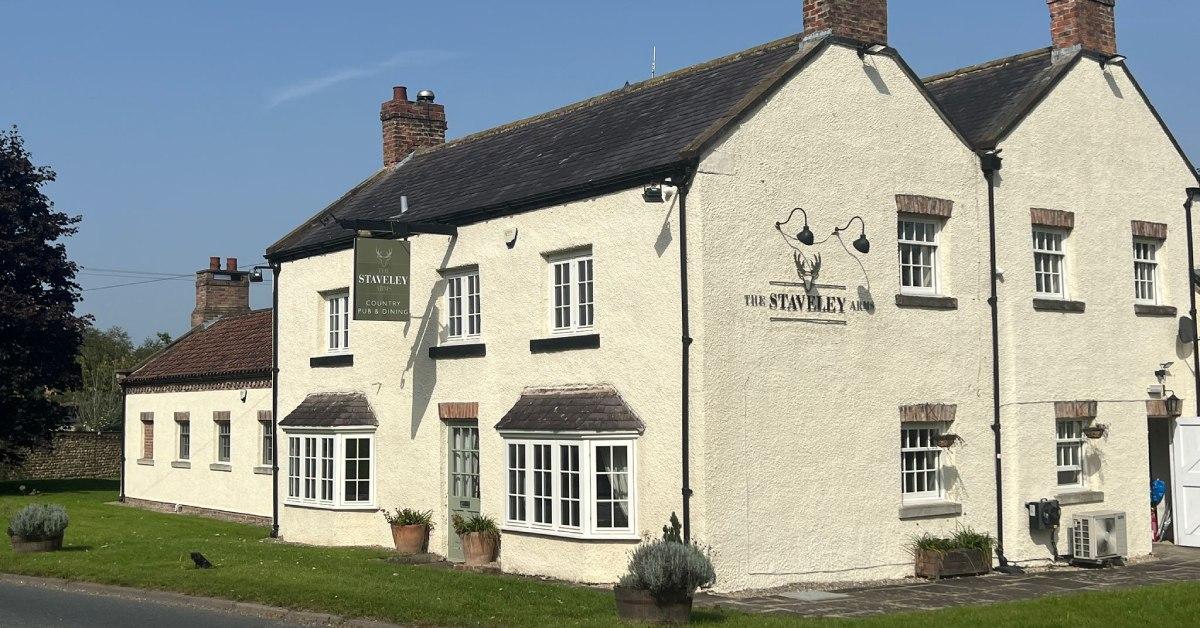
[447,424,480,562]
[1173,417,1200,547]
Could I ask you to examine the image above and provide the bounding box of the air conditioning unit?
[1070,510,1127,565]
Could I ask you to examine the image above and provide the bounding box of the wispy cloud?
[266,50,461,108]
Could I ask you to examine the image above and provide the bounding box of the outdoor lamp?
[834,216,870,254]
[643,183,665,203]
[1166,393,1184,418]
[857,43,887,60]
[776,207,814,245]
[1102,54,1127,69]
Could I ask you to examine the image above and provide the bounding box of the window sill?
[171,460,191,469]
[1033,298,1085,313]
[283,501,377,512]
[310,353,353,368]
[253,465,273,475]
[501,525,640,542]
[530,333,600,353]
[136,458,154,466]
[1135,304,1177,317]
[429,343,486,360]
[1056,490,1105,506]
[209,463,232,472]
[898,501,962,520]
[895,294,958,310]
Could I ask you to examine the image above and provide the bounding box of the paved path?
[696,543,1200,618]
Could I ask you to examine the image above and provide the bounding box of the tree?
[0,126,89,464]
[63,327,170,432]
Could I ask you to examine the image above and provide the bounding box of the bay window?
[284,430,374,509]
[503,436,634,538]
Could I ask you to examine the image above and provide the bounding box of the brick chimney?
[1048,0,1117,56]
[191,256,250,328]
[802,0,888,44]
[381,86,447,167]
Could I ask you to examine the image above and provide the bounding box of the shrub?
[451,514,498,538]
[7,504,69,541]
[383,508,434,529]
[909,525,995,556]
[619,540,716,601]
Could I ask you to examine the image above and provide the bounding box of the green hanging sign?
[353,237,410,321]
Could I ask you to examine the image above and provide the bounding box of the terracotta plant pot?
[914,547,991,579]
[10,534,63,554]
[390,524,429,555]
[614,586,693,624]
[460,531,498,565]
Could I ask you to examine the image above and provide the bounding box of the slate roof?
[495,385,645,433]
[123,309,272,385]
[923,48,1070,149]
[268,33,815,261]
[279,392,379,428]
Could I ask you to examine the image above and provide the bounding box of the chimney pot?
[209,256,220,270]
[392,86,409,102]
[1047,0,1117,56]
[802,0,888,44]
[226,257,237,271]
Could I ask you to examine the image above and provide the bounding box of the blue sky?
[5,1,1198,341]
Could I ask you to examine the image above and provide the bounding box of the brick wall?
[803,0,888,44]
[381,86,447,167]
[0,432,121,481]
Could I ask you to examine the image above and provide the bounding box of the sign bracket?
[336,218,457,239]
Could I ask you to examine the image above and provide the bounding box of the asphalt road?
[0,580,305,627]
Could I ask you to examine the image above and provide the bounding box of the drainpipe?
[981,151,1021,573]
[674,163,697,543]
[270,262,281,538]
[118,377,127,502]
[1185,188,1200,415]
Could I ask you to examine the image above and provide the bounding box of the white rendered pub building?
[252,0,1200,590]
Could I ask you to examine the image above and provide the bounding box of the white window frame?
[1056,419,1087,489]
[445,270,482,342]
[1133,238,1159,305]
[176,420,191,461]
[1032,228,1068,299]
[215,420,231,463]
[501,432,636,539]
[260,419,273,466]
[325,292,350,353]
[548,252,594,334]
[897,217,940,296]
[901,423,944,503]
[282,429,376,509]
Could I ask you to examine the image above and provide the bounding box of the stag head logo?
[793,251,821,292]
[375,247,393,271]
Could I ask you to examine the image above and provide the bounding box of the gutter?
[981,151,1022,574]
[270,262,282,538]
[673,163,698,543]
[1185,189,1200,416]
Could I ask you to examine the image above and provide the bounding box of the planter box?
[914,547,991,579]
[10,534,63,554]
[614,586,693,624]
[390,524,429,555]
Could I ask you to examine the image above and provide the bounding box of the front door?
[447,424,480,562]
[1173,417,1200,547]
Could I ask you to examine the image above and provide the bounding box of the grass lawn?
[0,480,1198,626]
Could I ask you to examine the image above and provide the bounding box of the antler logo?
[793,251,821,292]
[375,248,393,271]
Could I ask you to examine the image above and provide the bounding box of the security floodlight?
[1102,54,1127,69]
[857,43,887,59]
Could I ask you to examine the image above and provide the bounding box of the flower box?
[914,547,991,579]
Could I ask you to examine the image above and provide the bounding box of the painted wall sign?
[353,237,411,321]
[742,207,875,325]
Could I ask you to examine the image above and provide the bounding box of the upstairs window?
[326,292,350,352]
[550,253,594,333]
[897,218,939,295]
[901,424,942,502]
[1133,239,1158,304]
[446,270,482,341]
[1056,419,1086,487]
[1033,229,1067,298]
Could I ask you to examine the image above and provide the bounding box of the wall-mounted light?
[1166,392,1184,418]
[643,183,665,203]
[775,207,814,245]
[1101,54,1127,70]
[833,216,871,254]
[857,43,887,60]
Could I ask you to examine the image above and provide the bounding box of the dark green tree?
[0,126,88,463]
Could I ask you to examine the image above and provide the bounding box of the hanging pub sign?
[353,237,411,321]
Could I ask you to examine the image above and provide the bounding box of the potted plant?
[615,514,715,624]
[935,433,963,449]
[909,526,994,579]
[8,504,69,554]
[451,514,499,566]
[1082,424,1108,439]
[382,508,433,555]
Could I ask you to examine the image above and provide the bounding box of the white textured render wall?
[124,388,273,517]
[993,59,1199,566]
[276,188,684,583]
[693,45,989,591]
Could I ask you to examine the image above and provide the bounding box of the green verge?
[2,480,1199,627]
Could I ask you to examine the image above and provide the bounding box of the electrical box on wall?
[1027,498,1061,531]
